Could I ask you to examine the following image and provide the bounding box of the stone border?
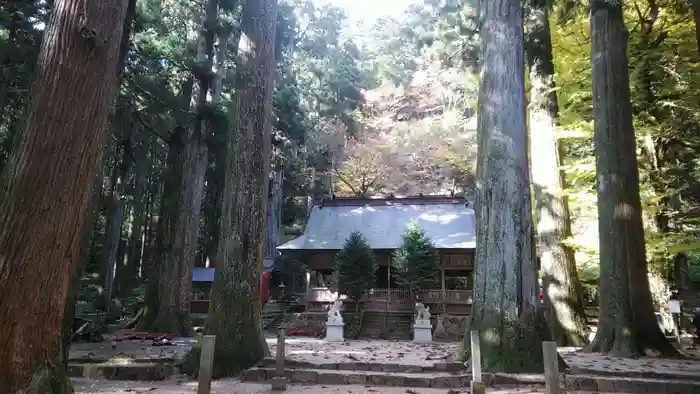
[259,358,464,373]
[242,367,700,393]
[69,357,177,364]
[568,367,700,382]
[67,363,176,381]
[241,367,470,388]
[260,358,700,383]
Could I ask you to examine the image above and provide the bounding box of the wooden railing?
[363,288,411,301]
[190,300,210,314]
[304,288,472,304]
[305,287,347,303]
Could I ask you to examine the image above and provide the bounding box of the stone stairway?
[242,358,468,388]
[359,311,413,339]
[241,358,700,393]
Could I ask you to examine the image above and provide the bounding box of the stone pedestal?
[325,317,344,341]
[413,319,432,343]
[470,380,486,394]
[270,376,287,391]
[434,314,448,340]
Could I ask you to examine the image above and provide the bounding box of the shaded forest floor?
[72,378,597,393]
[70,333,700,381]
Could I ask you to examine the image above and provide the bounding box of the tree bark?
[121,139,150,294]
[585,0,677,357]
[139,124,208,334]
[459,0,557,373]
[525,0,589,347]
[202,8,241,267]
[102,132,132,309]
[690,0,700,55]
[198,0,277,377]
[139,0,217,334]
[265,169,283,262]
[0,0,128,392]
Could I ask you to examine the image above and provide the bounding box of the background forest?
[3,0,700,389]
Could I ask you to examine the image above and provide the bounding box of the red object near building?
[261,272,272,304]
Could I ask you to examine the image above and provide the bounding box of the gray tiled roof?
[278,201,476,250]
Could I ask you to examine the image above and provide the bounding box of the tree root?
[13,359,73,394]
[584,324,682,358]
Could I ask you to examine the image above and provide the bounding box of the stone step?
[241,367,700,393]
[241,367,469,388]
[259,357,700,384]
[67,362,176,381]
[258,358,465,373]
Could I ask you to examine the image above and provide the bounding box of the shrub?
[334,231,377,304]
[392,223,439,296]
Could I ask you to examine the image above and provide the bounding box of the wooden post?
[470,330,486,394]
[197,335,216,394]
[441,268,446,300]
[542,341,561,394]
[271,327,287,391]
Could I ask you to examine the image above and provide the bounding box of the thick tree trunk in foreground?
[200,0,277,377]
[0,1,127,392]
[525,1,589,347]
[585,0,677,357]
[459,0,557,373]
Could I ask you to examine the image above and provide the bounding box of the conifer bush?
[334,231,377,304]
[392,223,440,296]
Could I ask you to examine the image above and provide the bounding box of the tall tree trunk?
[585,0,677,357]
[199,0,277,377]
[102,133,132,309]
[121,139,150,295]
[0,0,128,391]
[140,124,208,334]
[264,169,283,266]
[139,0,217,333]
[459,0,557,373]
[690,0,700,54]
[525,0,589,347]
[203,7,241,267]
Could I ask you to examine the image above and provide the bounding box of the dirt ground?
[72,378,593,394]
[70,335,700,379]
[269,338,700,379]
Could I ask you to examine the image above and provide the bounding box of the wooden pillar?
[441,268,446,299]
[197,335,216,394]
[470,330,485,394]
[271,328,287,391]
[542,341,561,394]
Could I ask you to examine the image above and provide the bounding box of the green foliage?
[392,223,439,295]
[550,1,700,279]
[333,231,377,302]
[341,311,364,339]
